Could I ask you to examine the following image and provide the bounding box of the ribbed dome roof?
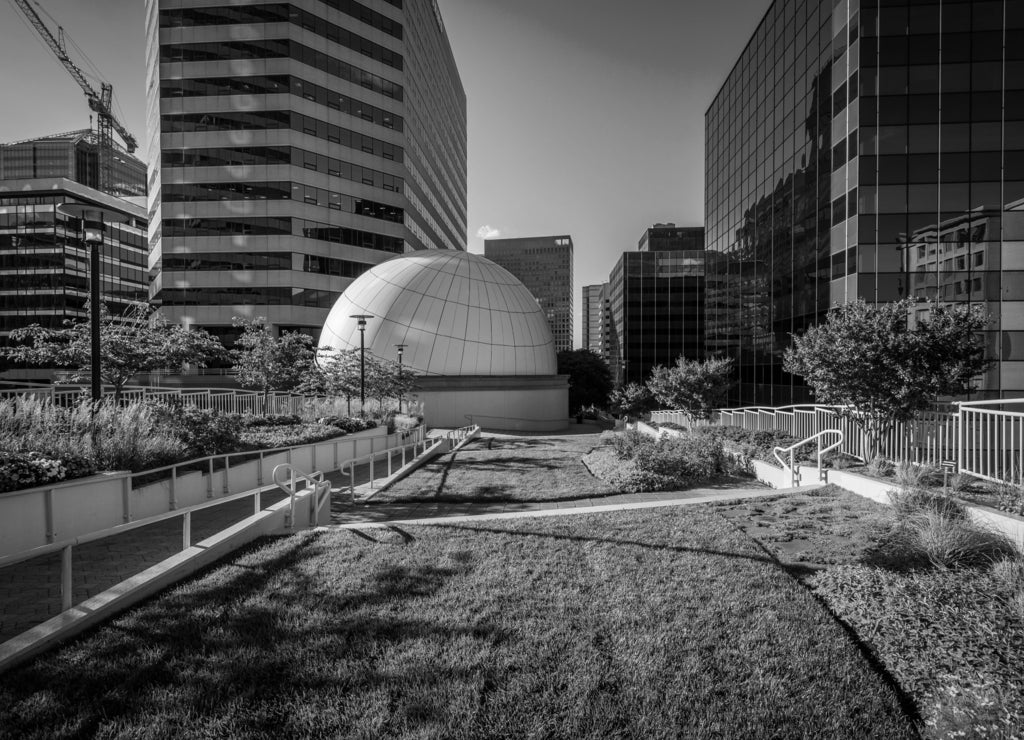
[320,250,557,376]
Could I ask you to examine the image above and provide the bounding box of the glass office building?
[145,0,467,340]
[607,226,705,386]
[0,178,148,347]
[582,283,609,356]
[706,0,1024,405]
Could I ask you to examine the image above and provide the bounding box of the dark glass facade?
[607,227,705,386]
[706,0,1024,405]
[0,179,148,346]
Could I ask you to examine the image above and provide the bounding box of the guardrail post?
[387,450,392,477]
[254,488,261,515]
[169,467,178,511]
[223,455,230,495]
[370,455,375,488]
[122,476,132,523]
[61,545,72,612]
[45,488,55,543]
[258,451,265,486]
[182,511,191,550]
[207,458,214,499]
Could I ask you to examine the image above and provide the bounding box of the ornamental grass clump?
[901,511,1018,570]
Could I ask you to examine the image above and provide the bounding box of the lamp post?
[395,343,407,413]
[56,204,130,404]
[350,314,372,416]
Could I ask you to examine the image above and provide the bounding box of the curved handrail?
[773,429,844,487]
[272,463,327,527]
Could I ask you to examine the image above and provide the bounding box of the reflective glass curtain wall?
[706,0,1024,405]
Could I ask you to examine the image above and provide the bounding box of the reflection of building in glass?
[605,225,705,387]
[145,0,467,341]
[0,131,146,199]
[0,178,148,353]
[582,283,609,358]
[707,0,1024,403]
[321,250,568,431]
[484,236,574,353]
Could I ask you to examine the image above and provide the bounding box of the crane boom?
[11,0,138,194]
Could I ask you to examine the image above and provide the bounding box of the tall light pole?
[57,204,129,404]
[350,314,372,416]
[395,343,407,413]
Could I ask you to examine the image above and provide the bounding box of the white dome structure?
[320,250,557,376]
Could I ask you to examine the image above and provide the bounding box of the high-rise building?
[0,131,146,199]
[484,235,574,353]
[706,0,1024,405]
[0,178,148,352]
[582,283,609,357]
[145,0,467,342]
[606,226,705,386]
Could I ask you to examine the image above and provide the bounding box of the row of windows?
[161,146,403,193]
[161,0,402,41]
[863,62,1024,96]
[862,31,1024,66]
[160,39,402,101]
[161,5,402,70]
[0,234,146,267]
[861,91,1024,125]
[861,2,1024,37]
[162,252,292,272]
[161,110,403,163]
[161,182,404,223]
[860,122,1024,157]
[157,287,339,308]
[162,217,404,253]
[302,254,370,278]
[161,75,403,132]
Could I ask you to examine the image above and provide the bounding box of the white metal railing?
[340,436,444,501]
[0,382,348,417]
[773,430,845,488]
[444,424,480,445]
[272,464,332,527]
[652,399,1024,486]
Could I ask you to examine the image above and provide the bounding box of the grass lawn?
[716,485,1024,739]
[0,507,917,739]
[373,434,622,504]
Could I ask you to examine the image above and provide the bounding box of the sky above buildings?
[0,0,769,347]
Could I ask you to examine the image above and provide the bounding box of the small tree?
[297,348,362,415]
[231,317,316,413]
[1,303,225,402]
[646,356,734,420]
[557,349,613,415]
[608,382,653,421]
[783,298,992,457]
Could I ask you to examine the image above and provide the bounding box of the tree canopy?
[608,382,654,420]
[557,349,613,413]
[231,318,316,410]
[783,298,992,455]
[646,357,734,420]
[1,303,225,400]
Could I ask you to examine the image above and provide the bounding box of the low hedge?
[586,430,731,492]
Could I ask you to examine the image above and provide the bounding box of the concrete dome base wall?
[415,375,569,433]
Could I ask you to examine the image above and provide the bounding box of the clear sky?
[0,0,769,347]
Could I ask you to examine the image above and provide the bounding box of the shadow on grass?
[2,531,508,737]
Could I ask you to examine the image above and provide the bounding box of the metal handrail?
[342,437,445,501]
[773,430,845,488]
[272,464,329,528]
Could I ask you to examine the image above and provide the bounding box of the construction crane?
[11,0,138,194]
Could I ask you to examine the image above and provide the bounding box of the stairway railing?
[773,430,845,488]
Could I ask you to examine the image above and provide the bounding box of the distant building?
[606,225,705,386]
[582,283,609,357]
[145,0,468,342]
[0,178,148,363]
[484,235,574,353]
[0,131,146,199]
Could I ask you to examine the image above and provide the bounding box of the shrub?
[894,461,941,490]
[240,414,302,428]
[393,413,421,432]
[996,482,1024,517]
[595,430,726,492]
[898,512,1017,569]
[888,487,968,520]
[149,405,242,457]
[316,416,377,434]
[948,472,975,494]
[239,423,343,450]
[0,451,70,493]
[88,402,189,472]
[866,455,895,478]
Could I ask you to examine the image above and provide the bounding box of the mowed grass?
[0,507,918,739]
[374,434,621,503]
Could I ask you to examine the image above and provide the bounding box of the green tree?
[783,298,992,456]
[1,303,225,402]
[231,317,316,413]
[646,356,734,420]
[557,349,613,414]
[608,382,654,421]
[366,356,419,415]
[297,348,362,415]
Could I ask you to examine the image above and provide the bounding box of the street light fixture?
[395,343,408,412]
[56,203,130,404]
[350,314,373,416]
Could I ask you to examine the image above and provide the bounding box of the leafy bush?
[593,430,727,492]
[316,416,378,434]
[393,413,421,432]
[0,451,71,493]
[240,414,302,428]
[996,482,1024,516]
[148,405,242,457]
[239,423,344,450]
[695,426,804,465]
[866,455,895,478]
